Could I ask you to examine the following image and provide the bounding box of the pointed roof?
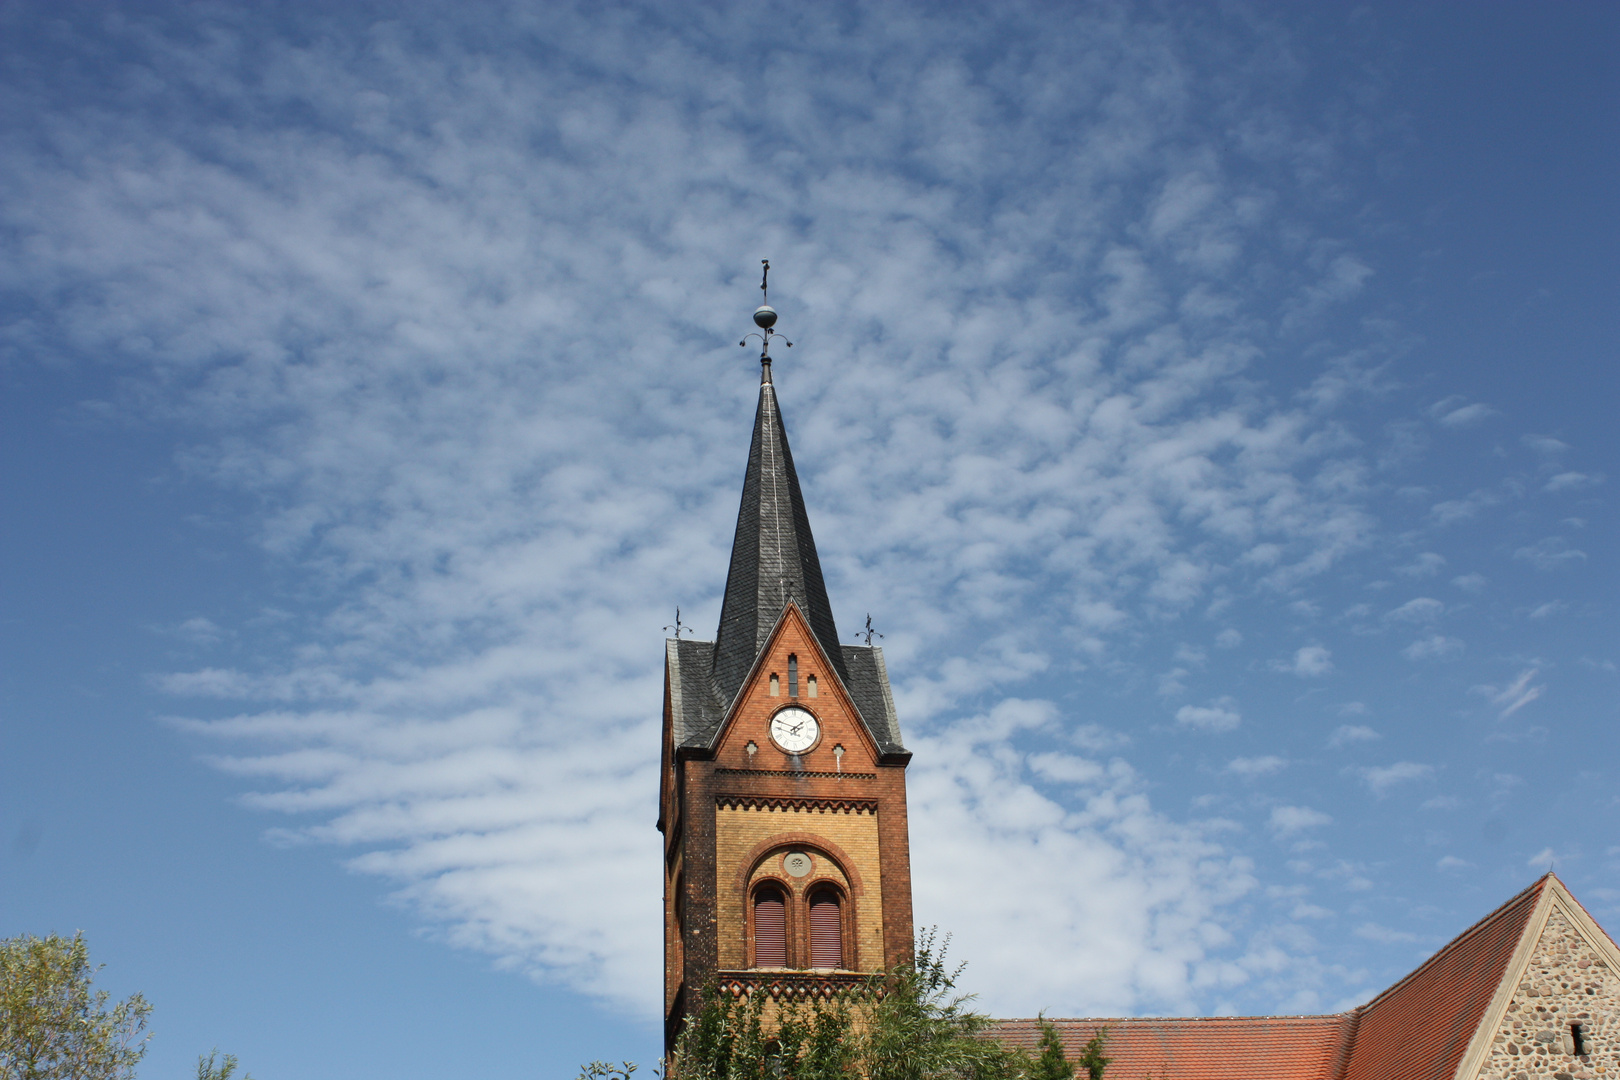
[711,364,847,707]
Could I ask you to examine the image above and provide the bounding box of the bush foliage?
[628,932,1106,1080]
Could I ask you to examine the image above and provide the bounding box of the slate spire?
[712,276,846,707]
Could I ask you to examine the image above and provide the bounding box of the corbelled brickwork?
[1479,904,1620,1080]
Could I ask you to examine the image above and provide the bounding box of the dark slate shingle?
[710,373,848,709]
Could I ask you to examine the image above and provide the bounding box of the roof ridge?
[994,1013,1352,1023]
[1353,873,1550,1017]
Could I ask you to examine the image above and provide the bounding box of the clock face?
[769,706,820,754]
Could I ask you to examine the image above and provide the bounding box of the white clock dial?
[769,706,819,754]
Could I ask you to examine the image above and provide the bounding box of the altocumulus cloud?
[2,3,1412,1017]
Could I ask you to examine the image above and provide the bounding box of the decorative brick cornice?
[717,794,878,814]
[715,768,876,781]
[715,969,884,1001]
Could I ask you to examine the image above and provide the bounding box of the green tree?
[859,932,1027,1080]
[665,980,855,1080]
[576,1063,640,1080]
[196,1048,254,1080]
[659,930,1032,1080]
[1075,1029,1110,1080]
[1028,1015,1073,1080]
[0,933,151,1080]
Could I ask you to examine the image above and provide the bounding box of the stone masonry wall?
[1476,904,1620,1080]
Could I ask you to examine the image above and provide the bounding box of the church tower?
[658,268,913,1050]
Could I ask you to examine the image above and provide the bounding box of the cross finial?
[663,606,690,639]
[739,259,792,377]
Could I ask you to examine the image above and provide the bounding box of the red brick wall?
[661,607,913,1045]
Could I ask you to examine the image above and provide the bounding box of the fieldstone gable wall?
[1477,904,1620,1080]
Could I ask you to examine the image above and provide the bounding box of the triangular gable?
[706,600,884,763]
[1451,873,1620,1080]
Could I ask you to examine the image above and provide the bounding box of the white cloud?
[1528,601,1565,619]
[1451,573,1487,593]
[1427,397,1496,428]
[1226,756,1288,779]
[1436,856,1471,870]
[1157,667,1191,697]
[171,616,226,644]
[1354,762,1434,795]
[1514,537,1588,571]
[1472,669,1544,718]
[1430,489,1500,525]
[1522,435,1569,456]
[1355,923,1420,944]
[1403,635,1464,661]
[0,1,1475,1020]
[1397,552,1446,578]
[1273,645,1333,677]
[1176,698,1243,733]
[1328,724,1379,748]
[1543,472,1601,493]
[1528,848,1558,871]
[1069,724,1132,753]
[1386,597,1444,623]
[1269,806,1332,837]
[908,700,1261,1015]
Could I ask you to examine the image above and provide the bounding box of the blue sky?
[1,2,1616,1076]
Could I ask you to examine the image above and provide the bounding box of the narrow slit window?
[788,655,798,697]
[754,887,787,967]
[769,673,780,696]
[1572,1023,1586,1056]
[807,674,817,698]
[808,887,842,969]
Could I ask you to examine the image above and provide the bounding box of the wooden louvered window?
[808,888,843,969]
[753,887,787,967]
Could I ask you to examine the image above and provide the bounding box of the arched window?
[753,886,787,967]
[807,887,843,969]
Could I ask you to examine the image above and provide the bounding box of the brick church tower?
[658,272,913,1051]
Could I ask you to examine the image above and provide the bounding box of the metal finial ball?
[753,305,778,329]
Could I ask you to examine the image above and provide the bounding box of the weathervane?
[739,259,792,377]
[663,606,691,639]
[854,613,883,647]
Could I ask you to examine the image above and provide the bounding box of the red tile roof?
[990,1014,1356,1080]
[1339,875,1546,1080]
[987,875,1556,1080]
